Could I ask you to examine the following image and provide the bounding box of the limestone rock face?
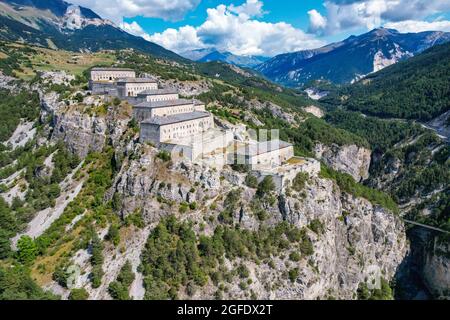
[423,241,450,298]
[114,148,224,223]
[52,112,107,158]
[315,143,372,182]
[113,151,408,299]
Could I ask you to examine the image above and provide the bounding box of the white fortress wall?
[118,82,158,97]
[146,93,179,102]
[90,69,135,81]
[151,103,195,117]
[159,115,214,142]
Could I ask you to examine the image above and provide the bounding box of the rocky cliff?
[108,145,407,299]
[314,143,372,182]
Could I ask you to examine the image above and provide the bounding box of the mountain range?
[256,28,450,87]
[180,48,269,68]
[0,0,182,61]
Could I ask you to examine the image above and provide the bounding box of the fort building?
[89,67,313,178]
[133,99,206,122]
[235,140,295,171]
[90,67,135,82]
[117,78,158,97]
[140,111,214,145]
[137,89,179,102]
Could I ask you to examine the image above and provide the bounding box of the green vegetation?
[308,219,325,235]
[157,150,171,162]
[17,236,38,265]
[106,224,120,246]
[256,176,276,198]
[0,89,40,142]
[323,42,450,121]
[0,41,37,76]
[141,216,313,299]
[245,174,258,189]
[69,288,89,300]
[218,189,242,224]
[292,172,309,192]
[108,261,135,300]
[319,165,398,213]
[0,266,59,300]
[325,110,425,153]
[357,278,394,300]
[90,232,104,288]
[253,108,368,156]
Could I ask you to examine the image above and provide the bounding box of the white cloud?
[228,0,265,18]
[309,0,450,35]
[119,21,148,37]
[70,0,201,23]
[148,25,204,52]
[308,9,327,34]
[147,1,324,57]
[384,20,450,33]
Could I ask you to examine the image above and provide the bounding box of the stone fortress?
[89,67,320,190]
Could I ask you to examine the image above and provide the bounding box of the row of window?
[92,73,134,81]
[148,96,178,102]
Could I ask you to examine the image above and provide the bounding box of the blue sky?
[124,0,364,44]
[126,1,325,36]
[72,0,450,57]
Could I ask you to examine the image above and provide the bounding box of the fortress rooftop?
[91,67,134,71]
[238,140,294,156]
[142,111,211,126]
[117,78,157,83]
[137,88,179,96]
[134,99,194,109]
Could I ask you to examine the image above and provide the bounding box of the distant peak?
[369,27,399,36]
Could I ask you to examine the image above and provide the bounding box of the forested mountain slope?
[323,42,450,121]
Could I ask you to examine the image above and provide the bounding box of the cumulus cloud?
[308,9,327,34]
[308,0,450,35]
[70,0,201,23]
[384,20,450,33]
[228,0,265,18]
[146,0,324,56]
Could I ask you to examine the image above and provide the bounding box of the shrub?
[308,219,325,235]
[157,151,171,162]
[17,236,38,265]
[288,268,299,283]
[69,288,89,300]
[256,176,276,197]
[289,252,301,262]
[106,225,120,246]
[108,261,135,300]
[189,202,198,210]
[292,172,309,192]
[91,265,104,289]
[245,174,258,189]
[237,264,250,279]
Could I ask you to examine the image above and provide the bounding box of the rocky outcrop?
[315,143,371,182]
[114,146,223,222]
[423,240,449,298]
[52,112,107,158]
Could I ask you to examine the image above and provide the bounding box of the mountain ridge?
[180,48,269,68]
[0,0,184,61]
[256,28,450,87]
